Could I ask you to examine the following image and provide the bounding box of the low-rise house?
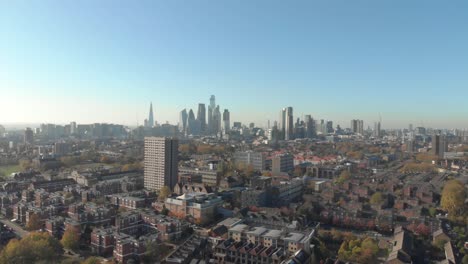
[214,222,315,264]
[386,229,413,264]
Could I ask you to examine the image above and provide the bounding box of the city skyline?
[1,1,468,128]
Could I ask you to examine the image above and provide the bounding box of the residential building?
[24,127,34,144]
[234,151,266,171]
[214,222,315,264]
[164,193,223,225]
[113,234,151,264]
[432,134,448,159]
[386,229,413,264]
[91,228,116,256]
[272,154,294,173]
[178,167,219,187]
[144,137,179,191]
[54,142,71,156]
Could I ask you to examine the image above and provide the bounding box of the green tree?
[462,254,468,264]
[141,242,172,264]
[158,186,172,201]
[61,227,80,251]
[441,180,466,217]
[433,238,448,251]
[336,170,351,184]
[81,257,101,264]
[26,213,42,231]
[0,232,63,264]
[370,192,384,205]
[60,156,80,167]
[245,164,255,178]
[99,156,112,164]
[19,159,32,171]
[428,207,437,217]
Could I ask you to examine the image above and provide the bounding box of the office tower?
[317,119,326,134]
[197,103,206,134]
[249,123,255,129]
[0,125,5,137]
[147,102,154,128]
[374,122,381,138]
[70,122,77,135]
[409,124,413,132]
[24,128,34,144]
[208,95,216,134]
[358,120,364,135]
[187,109,199,135]
[351,119,364,135]
[285,107,294,140]
[351,120,357,133]
[233,122,242,129]
[326,121,334,134]
[432,134,448,159]
[223,109,230,133]
[280,108,287,138]
[416,127,426,135]
[213,105,221,135]
[179,109,188,134]
[294,123,305,139]
[144,137,179,191]
[304,115,316,138]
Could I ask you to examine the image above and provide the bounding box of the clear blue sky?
[1,0,467,128]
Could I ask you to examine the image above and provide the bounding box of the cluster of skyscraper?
[178,95,230,137]
[270,107,333,141]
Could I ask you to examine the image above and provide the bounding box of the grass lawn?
[0,165,21,177]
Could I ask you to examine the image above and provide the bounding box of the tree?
[26,213,42,231]
[415,153,438,162]
[462,254,468,264]
[60,156,80,167]
[331,229,343,241]
[245,164,255,178]
[81,257,101,264]
[370,192,384,205]
[336,170,351,184]
[61,227,80,251]
[141,242,172,264]
[0,232,63,264]
[428,207,437,217]
[99,156,112,164]
[158,186,171,201]
[441,180,466,217]
[19,159,32,171]
[433,238,448,251]
[338,236,379,263]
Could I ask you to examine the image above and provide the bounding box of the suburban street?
[0,218,29,238]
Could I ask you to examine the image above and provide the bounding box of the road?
[0,218,30,238]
